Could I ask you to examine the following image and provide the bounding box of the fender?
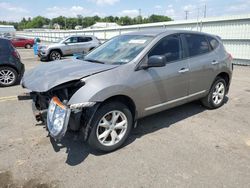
[68,84,135,105]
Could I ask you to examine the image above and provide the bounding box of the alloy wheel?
[96,110,128,146]
[212,82,225,105]
[0,69,16,86]
[51,51,61,60]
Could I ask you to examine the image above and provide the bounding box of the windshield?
[84,35,153,65]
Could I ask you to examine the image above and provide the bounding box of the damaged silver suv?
[21,30,233,152]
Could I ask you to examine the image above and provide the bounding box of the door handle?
[211,60,219,65]
[178,68,189,73]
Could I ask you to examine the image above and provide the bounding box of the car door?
[12,38,22,47]
[182,33,218,97]
[134,34,190,116]
[77,37,92,53]
[63,37,78,55]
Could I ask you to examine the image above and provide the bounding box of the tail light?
[228,53,233,61]
[10,44,20,59]
[12,49,20,59]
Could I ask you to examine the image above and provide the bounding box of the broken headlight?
[47,97,71,140]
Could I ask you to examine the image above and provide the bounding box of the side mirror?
[142,55,166,69]
[63,42,68,45]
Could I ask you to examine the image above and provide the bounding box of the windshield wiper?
[85,59,105,64]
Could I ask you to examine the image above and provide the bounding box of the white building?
[75,25,83,30]
[0,25,16,37]
[53,23,61,30]
[88,22,120,29]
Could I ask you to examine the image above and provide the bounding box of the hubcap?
[51,52,61,60]
[0,69,15,85]
[96,110,128,146]
[212,82,225,105]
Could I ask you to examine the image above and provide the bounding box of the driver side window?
[148,35,182,63]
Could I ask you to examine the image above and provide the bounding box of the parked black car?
[0,38,25,87]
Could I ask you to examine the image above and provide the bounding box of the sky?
[0,0,250,22]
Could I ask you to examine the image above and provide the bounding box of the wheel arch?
[0,64,19,74]
[215,72,231,94]
[99,95,137,120]
[216,72,230,86]
[49,48,63,56]
[82,94,137,142]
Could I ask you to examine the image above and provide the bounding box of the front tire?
[88,102,133,152]
[49,50,61,61]
[0,66,18,87]
[201,77,227,109]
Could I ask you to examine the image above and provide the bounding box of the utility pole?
[139,8,141,17]
[138,8,142,23]
[64,18,67,30]
[185,10,189,20]
[197,7,200,20]
[204,4,207,18]
[196,7,200,31]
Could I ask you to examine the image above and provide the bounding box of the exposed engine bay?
[20,80,98,141]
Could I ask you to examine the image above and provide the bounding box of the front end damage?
[19,80,99,141]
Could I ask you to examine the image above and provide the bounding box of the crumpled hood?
[22,59,118,92]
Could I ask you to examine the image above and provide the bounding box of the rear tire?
[88,102,133,152]
[25,44,31,49]
[201,77,227,109]
[0,66,18,87]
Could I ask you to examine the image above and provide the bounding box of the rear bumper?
[15,61,25,83]
[19,62,25,78]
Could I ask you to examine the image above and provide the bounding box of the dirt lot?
[0,49,250,188]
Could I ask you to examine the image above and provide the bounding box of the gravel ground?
[0,49,250,188]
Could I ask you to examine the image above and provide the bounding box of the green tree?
[0,14,173,30]
[52,16,66,29]
[148,14,172,23]
[118,16,133,25]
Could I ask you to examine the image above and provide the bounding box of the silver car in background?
[22,29,233,152]
[38,35,101,61]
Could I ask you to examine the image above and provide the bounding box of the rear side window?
[0,39,11,55]
[78,37,93,42]
[148,35,182,62]
[207,36,219,50]
[184,34,210,57]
